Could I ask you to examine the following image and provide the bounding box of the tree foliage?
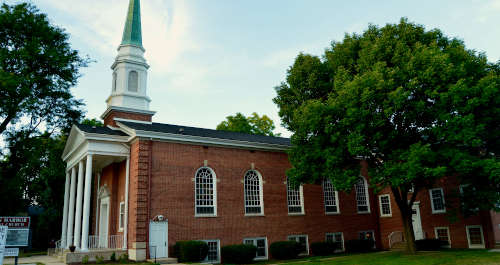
[0,3,87,137]
[216,112,280,136]
[274,18,499,253]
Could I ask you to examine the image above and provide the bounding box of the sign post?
[0,225,8,265]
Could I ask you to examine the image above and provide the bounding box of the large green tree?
[216,112,281,136]
[274,18,499,253]
[0,3,89,247]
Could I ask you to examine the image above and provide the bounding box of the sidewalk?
[4,255,65,265]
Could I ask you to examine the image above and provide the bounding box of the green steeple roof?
[121,0,143,47]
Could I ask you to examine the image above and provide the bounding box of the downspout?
[146,139,153,258]
[123,156,130,249]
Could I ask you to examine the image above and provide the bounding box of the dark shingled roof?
[119,121,291,146]
[76,124,128,136]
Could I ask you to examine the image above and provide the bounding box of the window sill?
[254,257,268,261]
[194,215,218,218]
[357,211,371,215]
[325,212,341,215]
[288,213,305,216]
[380,215,392,218]
[245,214,265,217]
[431,210,446,214]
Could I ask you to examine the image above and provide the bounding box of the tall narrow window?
[286,177,304,214]
[378,194,392,217]
[326,232,344,251]
[355,177,370,213]
[244,170,263,215]
[128,70,138,92]
[112,72,117,91]
[195,167,217,216]
[118,201,125,231]
[202,239,220,263]
[288,235,309,255]
[429,188,446,214]
[466,225,485,248]
[323,179,339,214]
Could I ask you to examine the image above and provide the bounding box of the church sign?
[0,217,30,247]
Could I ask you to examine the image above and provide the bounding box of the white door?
[149,221,168,258]
[99,198,109,248]
[412,202,424,240]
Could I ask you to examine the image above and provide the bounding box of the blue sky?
[7,0,500,136]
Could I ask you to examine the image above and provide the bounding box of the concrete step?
[147,257,178,264]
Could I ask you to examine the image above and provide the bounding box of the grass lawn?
[257,250,500,265]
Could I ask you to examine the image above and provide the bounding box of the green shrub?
[221,244,257,264]
[119,253,129,263]
[95,255,104,264]
[110,252,116,262]
[310,241,337,256]
[173,240,209,262]
[415,239,446,251]
[269,241,302,260]
[345,239,375,253]
[82,255,89,264]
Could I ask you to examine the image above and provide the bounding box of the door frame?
[99,196,110,248]
[412,201,424,240]
[149,221,168,258]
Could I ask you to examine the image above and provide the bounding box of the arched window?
[286,177,304,214]
[355,177,370,213]
[128,71,138,92]
[244,170,263,215]
[323,178,339,214]
[112,72,117,91]
[195,167,217,216]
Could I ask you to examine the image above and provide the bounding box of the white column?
[74,160,85,249]
[81,154,93,251]
[66,167,77,248]
[61,171,70,248]
[95,172,101,234]
[123,156,130,249]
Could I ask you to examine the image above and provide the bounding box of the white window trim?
[244,170,265,216]
[243,237,268,260]
[201,239,221,263]
[286,179,305,215]
[378,194,392,217]
[287,235,309,256]
[118,201,125,232]
[325,232,344,252]
[355,176,371,214]
[323,179,340,214]
[434,227,451,248]
[194,167,218,217]
[466,225,485,249]
[429,188,446,214]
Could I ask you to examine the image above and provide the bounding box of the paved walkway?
[4,255,65,265]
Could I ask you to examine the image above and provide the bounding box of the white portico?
[59,125,130,252]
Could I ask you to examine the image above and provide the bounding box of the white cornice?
[116,121,290,152]
[114,117,152,125]
[100,106,156,120]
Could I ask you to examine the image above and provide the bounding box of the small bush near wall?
[345,239,375,253]
[415,239,447,251]
[173,240,209,262]
[310,242,337,256]
[269,241,302,260]
[221,244,257,264]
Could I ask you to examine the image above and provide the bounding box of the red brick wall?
[378,176,496,249]
[491,211,500,242]
[103,110,152,127]
[148,141,380,256]
[127,140,151,249]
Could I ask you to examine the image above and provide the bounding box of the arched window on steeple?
[112,72,117,91]
[128,71,138,92]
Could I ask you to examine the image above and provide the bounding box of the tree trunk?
[401,211,417,254]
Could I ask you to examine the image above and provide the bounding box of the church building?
[58,0,500,263]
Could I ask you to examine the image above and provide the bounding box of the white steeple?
[102,0,155,120]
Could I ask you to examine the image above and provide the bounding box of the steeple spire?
[121,0,143,47]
